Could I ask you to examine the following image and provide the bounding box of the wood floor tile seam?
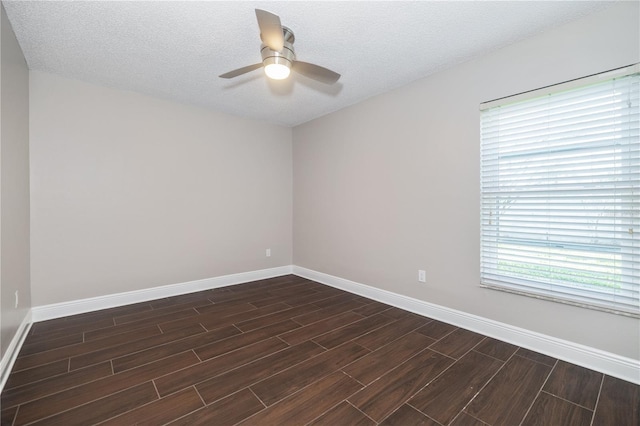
[15,324,170,370]
[348,349,461,423]
[85,320,173,342]
[431,332,488,361]
[247,343,369,408]
[309,295,357,309]
[513,350,557,367]
[451,410,490,426]
[29,317,117,337]
[290,301,368,326]
[194,321,301,362]
[267,282,325,295]
[379,308,400,319]
[198,303,295,330]
[539,390,596,413]
[290,317,306,326]
[380,403,435,426]
[111,306,204,328]
[159,293,215,306]
[20,380,161,426]
[310,314,397,351]
[249,387,268,409]
[190,380,254,407]
[244,370,364,426]
[343,344,435,391]
[240,341,365,403]
[344,400,377,426]
[3,359,73,392]
[233,303,322,332]
[94,326,221,370]
[1,365,116,411]
[152,380,161,399]
[155,342,300,400]
[425,413,446,426]
[350,318,429,352]
[453,344,522,424]
[424,346,466,362]
[303,393,360,425]
[393,348,468,410]
[515,358,558,426]
[339,368,367,387]
[9,404,20,426]
[406,402,444,425]
[93,389,165,425]
[277,311,368,345]
[18,332,84,353]
[26,350,195,412]
[193,339,337,407]
[298,307,367,329]
[13,386,114,425]
[3,413,16,426]
[192,385,207,406]
[2,362,120,409]
[165,392,250,425]
[113,301,215,325]
[425,412,447,426]
[470,347,517,364]
[226,323,243,334]
[275,335,290,346]
[588,374,606,426]
[68,326,208,372]
[105,349,210,389]
[11,355,64,373]
[430,326,458,342]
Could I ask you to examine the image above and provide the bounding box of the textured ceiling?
[4,1,614,127]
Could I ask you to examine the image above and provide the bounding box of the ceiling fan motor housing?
[261,27,295,69]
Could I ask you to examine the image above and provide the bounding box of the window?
[480,65,639,317]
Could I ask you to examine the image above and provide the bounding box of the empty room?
[0,1,638,425]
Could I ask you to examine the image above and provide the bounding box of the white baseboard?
[293,266,640,385]
[0,310,33,393]
[32,266,293,322]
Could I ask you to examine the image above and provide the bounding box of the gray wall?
[293,3,640,360]
[29,71,292,306]
[1,3,31,357]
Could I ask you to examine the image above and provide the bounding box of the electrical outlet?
[418,270,426,283]
[266,248,271,257]
[14,290,19,308]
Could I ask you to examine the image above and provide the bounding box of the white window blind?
[480,65,639,317]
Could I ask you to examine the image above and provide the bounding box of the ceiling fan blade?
[255,9,284,52]
[292,61,341,84]
[219,63,263,79]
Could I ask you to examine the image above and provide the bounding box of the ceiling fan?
[219,9,341,84]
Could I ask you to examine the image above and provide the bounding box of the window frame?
[479,64,640,318]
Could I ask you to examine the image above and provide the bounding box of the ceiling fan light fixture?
[261,42,294,80]
[264,62,290,80]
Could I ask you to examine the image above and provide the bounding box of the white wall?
[1,3,31,357]
[293,3,640,360]
[30,71,292,306]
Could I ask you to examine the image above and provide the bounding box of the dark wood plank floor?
[1,275,638,425]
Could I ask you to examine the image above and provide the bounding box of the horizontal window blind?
[480,65,639,317]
